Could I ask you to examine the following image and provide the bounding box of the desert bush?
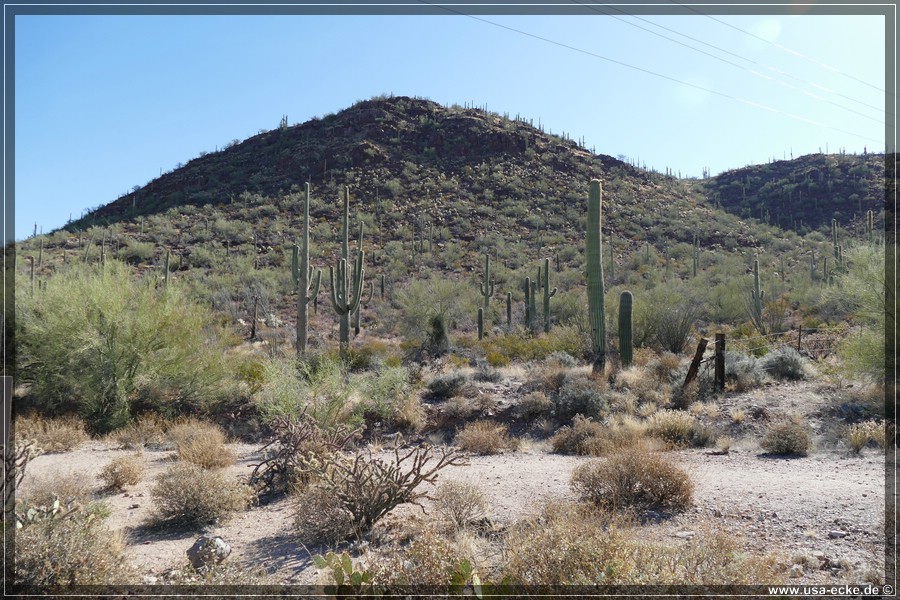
[846,419,885,453]
[14,414,89,453]
[571,443,693,511]
[395,275,477,347]
[455,421,514,455]
[482,326,588,363]
[110,413,167,449]
[150,462,252,527]
[502,501,636,585]
[249,413,361,498]
[516,391,555,420]
[366,522,479,587]
[761,346,807,380]
[15,260,235,433]
[301,445,468,539]
[428,371,469,400]
[644,285,702,354]
[293,483,358,544]
[98,454,144,490]
[15,513,134,586]
[19,471,94,513]
[167,418,235,469]
[472,359,502,383]
[760,421,812,456]
[553,372,607,422]
[724,350,766,391]
[432,480,488,531]
[550,415,607,456]
[646,409,712,448]
[546,350,578,368]
[646,351,682,384]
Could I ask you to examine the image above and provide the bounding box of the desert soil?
[16,380,889,588]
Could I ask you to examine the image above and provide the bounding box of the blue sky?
[11,8,889,241]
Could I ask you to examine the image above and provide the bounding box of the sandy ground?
[14,380,891,588]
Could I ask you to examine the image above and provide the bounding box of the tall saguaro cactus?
[749,258,765,334]
[587,179,606,373]
[329,187,366,352]
[619,291,633,367]
[293,184,322,356]
[541,257,557,333]
[479,253,495,308]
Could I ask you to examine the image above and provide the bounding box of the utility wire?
[417,1,882,145]
[666,0,887,95]
[574,0,884,120]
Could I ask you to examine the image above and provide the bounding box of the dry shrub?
[613,366,672,405]
[571,442,693,511]
[300,445,468,540]
[20,472,94,509]
[761,421,812,456]
[110,413,167,449]
[455,421,515,455]
[646,352,682,384]
[367,521,477,586]
[15,515,134,586]
[502,500,637,585]
[646,409,712,448]
[15,414,89,453]
[98,454,145,490]
[552,415,649,456]
[432,480,488,531]
[168,418,235,469]
[442,396,480,420]
[516,391,554,420]
[292,483,357,544]
[150,462,252,527]
[846,420,885,453]
[502,501,781,586]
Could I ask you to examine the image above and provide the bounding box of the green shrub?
[16,260,234,433]
[760,421,812,456]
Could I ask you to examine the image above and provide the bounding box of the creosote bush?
[98,453,145,490]
[571,442,694,511]
[150,462,253,527]
[760,420,812,456]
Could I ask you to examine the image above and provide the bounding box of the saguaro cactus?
[477,307,484,340]
[750,258,765,334]
[541,257,557,333]
[506,291,512,327]
[479,253,495,308]
[329,187,367,352]
[587,179,606,373]
[619,291,633,367]
[292,184,322,356]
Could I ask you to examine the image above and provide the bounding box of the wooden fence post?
[714,333,725,392]
[682,337,709,392]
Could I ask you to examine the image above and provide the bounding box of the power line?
[666,0,887,95]
[573,0,885,120]
[417,1,882,145]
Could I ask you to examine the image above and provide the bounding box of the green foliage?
[760,347,807,380]
[554,372,607,422]
[395,275,479,345]
[15,260,235,433]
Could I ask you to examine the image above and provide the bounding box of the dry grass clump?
[167,417,235,469]
[98,453,145,490]
[15,515,135,586]
[571,442,694,512]
[613,366,672,406]
[760,420,812,456]
[646,409,713,448]
[552,415,650,456]
[646,352,682,384]
[367,521,480,586]
[150,462,253,527]
[846,420,886,453]
[15,414,89,453]
[20,471,94,509]
[431,480,488,531]
[110,413,168,449]
[455,421,516,455]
